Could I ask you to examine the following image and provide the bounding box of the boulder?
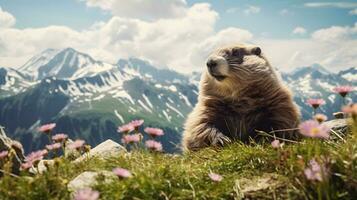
[67,170,116,192]
[0,126,25,174]
[73,139,126,163]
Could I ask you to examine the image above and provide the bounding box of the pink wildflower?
[117,124,134,133]
[112,167,132,178]
[208,173,223,182]
[145,140,163,152]
[0,150,8,159]
[306,99,325,109]
[73,188,100,200]
[313,114,328,123]
[121,134,141,144]
[21,162,33,170]
[271,140,283,149]
[129,119,144,129]
[52,133,68,142]
[25,149,48,163]
[68,140,85,150]
[46,143,62,151]
[304,159,327,182]
[299,120,330,139]
[333,86,353,97]
[38,123,56,133]
[144,127,164,137]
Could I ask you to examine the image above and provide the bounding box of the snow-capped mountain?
[0,67,34,97]
[282,64,356,119]
[0,48,196,153]
[19,48,114,80]
[0,48,355,153]
[338,67,357,83]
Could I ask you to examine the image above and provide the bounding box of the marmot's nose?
[206,59,217,69]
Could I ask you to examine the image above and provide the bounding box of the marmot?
[182,44,300,151]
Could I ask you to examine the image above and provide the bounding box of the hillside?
[0,118,356,199]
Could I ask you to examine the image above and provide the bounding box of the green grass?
[0,120,356,200]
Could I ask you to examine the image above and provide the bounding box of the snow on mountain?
[282,65,356,119]
[19,48,115,80]
[0,67,34,97]
[338,67,357,83]
[19,49,60,79]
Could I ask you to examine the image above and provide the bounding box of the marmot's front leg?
[182,125,231,152]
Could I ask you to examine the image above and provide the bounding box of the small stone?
[29,159,55,174]
[73,139,126,163]
[67,170,116,192]
[333,112,345,119]
[323,119,349,138]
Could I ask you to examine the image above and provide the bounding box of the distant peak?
[291,63,330,75]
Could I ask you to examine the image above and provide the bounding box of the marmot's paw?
[212,132,231,146]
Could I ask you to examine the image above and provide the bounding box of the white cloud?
[349,8,357,15]
[292,27,307,35]
[244,5,261,15]
[304,2,357,8]
[311,23,357,41]
[0,2,356,74]
[0,3,224,73]
[82,0,187,20]
[0,7,16,28]
[259,23,357,72]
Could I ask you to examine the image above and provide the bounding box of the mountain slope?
[19,48,114,80]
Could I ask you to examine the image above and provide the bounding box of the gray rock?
[234,173,287,199]
[73,139,126,163]
[67,170,116,192]
[29,159,55,174]
[0,126,25,174]
[323,119,349,139]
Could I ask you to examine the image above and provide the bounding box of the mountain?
[0,48,197,153]
[338,67,357,83]
[0,67,34,98]
[0,48,355,153]
[282,64,356,120]
[19,48,114,80]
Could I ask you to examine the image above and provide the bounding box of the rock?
[67,170,116,192]
[323,119,349,139]
[234,173,287,199]
[0,125,25,174]
[333,112,345,119]
[29,159,55,174]
[73,139,126,163]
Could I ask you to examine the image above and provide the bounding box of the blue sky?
[1,0,356,38]
[0,0,356,72]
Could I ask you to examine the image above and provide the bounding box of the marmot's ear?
[252,47,261,56]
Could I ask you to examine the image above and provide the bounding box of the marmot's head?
[205,44,273,82]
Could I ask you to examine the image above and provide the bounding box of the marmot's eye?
[252,47,261,56]
[232,48,240,56]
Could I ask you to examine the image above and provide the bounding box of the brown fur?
[182,44,300,151]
